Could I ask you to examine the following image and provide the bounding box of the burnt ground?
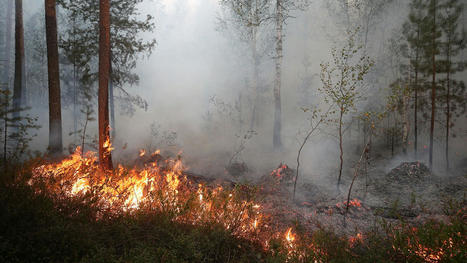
[177,149,466,239]
[223,159,467,238]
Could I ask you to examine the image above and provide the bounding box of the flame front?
[30,148,270,241]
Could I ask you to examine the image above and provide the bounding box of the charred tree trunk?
[13,0,24,116]
[429,0,437,170]
[45,0,62,155]
[98,0,113,171]
[273,0,283,150]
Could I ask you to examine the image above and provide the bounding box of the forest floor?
[222,155,467,238]
[1,150,465,262]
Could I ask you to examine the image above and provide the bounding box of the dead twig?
[293,105,332,201]
[344,140,370,227]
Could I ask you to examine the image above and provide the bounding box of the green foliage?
[57,0,155,114]
[320,28,373,116]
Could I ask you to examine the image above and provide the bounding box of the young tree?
[439,0,466,171]
[98,0,112,171]
[45,0,62,155]
[0,89,39,172]
[319,28,373,190]
[13,0,25,116]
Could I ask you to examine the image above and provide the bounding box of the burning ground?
[0,147,465,262]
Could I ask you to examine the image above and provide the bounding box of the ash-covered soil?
[183,155,466,238]
[246,160,466,237]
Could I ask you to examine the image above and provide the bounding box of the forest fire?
[335,198,362,209]
[28,147,303,256]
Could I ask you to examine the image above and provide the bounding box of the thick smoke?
[20,0,467,185]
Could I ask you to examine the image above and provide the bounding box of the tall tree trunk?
[273,0,283,149]
[429,0,436,170]
[109,53,115,139]
[2,0,13,87]
[13,0,24,116]
[98,0,113,171]
[445,46,451,171]
[337,108,344,191]
[414,29,419,157]
[249,27,259,130]
[72,19,78,138]
[45,0,62,155]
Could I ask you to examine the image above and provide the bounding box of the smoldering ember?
[0,0,466,262]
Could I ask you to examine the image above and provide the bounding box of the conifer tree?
[403,0,428,157]
[439,0,466,170]
[425,0,443,169]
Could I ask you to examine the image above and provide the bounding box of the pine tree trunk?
[273,0,283,149]
[2,0,13,87]
[13,0,24,116]
[45,0,62,155]
[429,0,436,170]
[98,0,113,171]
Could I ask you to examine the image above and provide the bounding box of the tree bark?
[273,0,283,149]
[13,0,24,115]
[45,0,62,155]
[429,0,436,170]
[98,0,113,171]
